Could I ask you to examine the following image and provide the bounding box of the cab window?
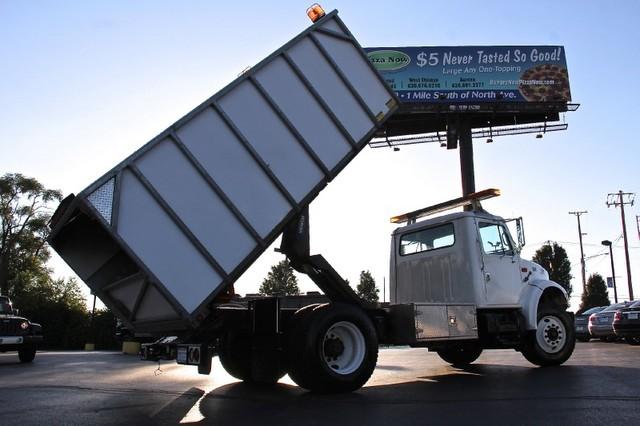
[0,298,12,315]
[479,222,514,255]
[400,223,455,256]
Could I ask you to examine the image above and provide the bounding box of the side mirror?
[504,216,526,251]
[515,217,526,248]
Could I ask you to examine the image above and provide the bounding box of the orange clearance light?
[307,3,326,22]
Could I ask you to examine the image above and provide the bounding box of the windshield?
[582,306,605,315]
[0,300,13,314]
[602,302,627,312]
[629,300,640,309]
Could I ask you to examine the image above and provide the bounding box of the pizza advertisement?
[365,46,571,104]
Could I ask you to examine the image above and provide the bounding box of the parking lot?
[1,341,638,425]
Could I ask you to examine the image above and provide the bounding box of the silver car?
[588,302,632,341]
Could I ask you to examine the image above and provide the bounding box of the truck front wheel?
[437,343,482,367]
[287,303,378,393]
[18,346,36,363]
[521,307,575,366]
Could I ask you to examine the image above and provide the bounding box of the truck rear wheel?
[287,303,378,393]
[218,332,252,381]
[18,347,36,363]
[521,307,575,366]
[218,332,285,384]
[437,344,482,367]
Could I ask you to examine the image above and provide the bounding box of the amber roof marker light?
[307,3,326,22]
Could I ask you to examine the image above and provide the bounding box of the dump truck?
[48,9,575,393]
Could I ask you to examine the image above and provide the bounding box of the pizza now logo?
[367,50,411,71]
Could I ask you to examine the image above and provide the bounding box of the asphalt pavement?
[0,341,638,425]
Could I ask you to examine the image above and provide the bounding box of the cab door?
[477,221,522,306]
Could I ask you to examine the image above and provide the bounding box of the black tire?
[217,332,286,384]
[18,347,36,363]
[625,336,640,345]
[437,343,482,366]
[287,303,378,393]
[218,332,252,381]
[521,307,575,367]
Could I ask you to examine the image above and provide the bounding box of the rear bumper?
[613,324,640,337]
[588,325,614,337]
[574,324,590,337]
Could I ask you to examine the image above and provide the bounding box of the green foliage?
[356,270,378,303]
[0,173,62,296]
[579,273,611,312]
[13,277,89,349]
[0,173,118,349]
[532,242,573,298]
[91,309,120,350]
[259,259,300,296]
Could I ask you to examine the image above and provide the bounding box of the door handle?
[485,273,491,282]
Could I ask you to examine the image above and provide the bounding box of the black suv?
[0,296,43,362]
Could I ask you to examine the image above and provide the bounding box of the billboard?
[364,46,571,104]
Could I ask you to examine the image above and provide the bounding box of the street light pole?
[601,240,618,303]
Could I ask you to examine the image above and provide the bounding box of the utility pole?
[568,211,588,293]
[606,191,635,300]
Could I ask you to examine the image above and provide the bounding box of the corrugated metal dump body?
[48,11,398,333]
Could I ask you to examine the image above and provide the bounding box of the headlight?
[20,321,29,330]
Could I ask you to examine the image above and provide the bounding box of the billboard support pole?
[458,118,476,208]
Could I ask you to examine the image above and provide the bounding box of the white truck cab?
[386,189,574,368]
[391,209,558,309]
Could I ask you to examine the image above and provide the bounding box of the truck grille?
[0,320,21,336]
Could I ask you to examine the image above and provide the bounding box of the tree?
[0,173,98,349]
[13,276,90,349]
[259,259,300,296]
[579,273,610,312]
[356,270,378,302]
[532,242,573,298]
[0,173,62,297]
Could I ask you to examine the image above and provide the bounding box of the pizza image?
[519,64,571,102]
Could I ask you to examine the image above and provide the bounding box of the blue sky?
[2,1,639,309]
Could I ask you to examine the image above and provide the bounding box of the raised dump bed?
[49,10,398,333]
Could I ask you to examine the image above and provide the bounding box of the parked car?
[575,306,606,342]
[612,300,640,345]
[0,295,43,362]
[588,302,632,341]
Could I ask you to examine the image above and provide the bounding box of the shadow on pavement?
[188,363,639,426]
